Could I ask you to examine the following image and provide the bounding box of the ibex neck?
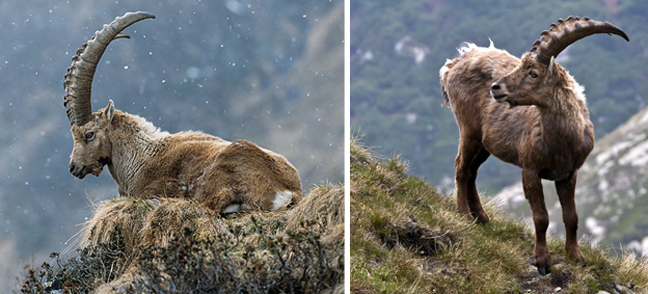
[539,108,585,142]
[539,84,590,141]
[536,93,594,172]
[106,112,167,196]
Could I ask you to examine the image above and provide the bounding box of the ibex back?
[65,11,302,215]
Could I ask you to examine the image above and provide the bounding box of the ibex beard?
[65,11,302,215]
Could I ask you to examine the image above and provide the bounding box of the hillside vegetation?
[350,139,648,294]
[19,185,344,293]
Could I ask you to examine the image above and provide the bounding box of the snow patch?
[597,178,609,194]
[619,140,648,166]
[585,217,606,243]
[640,110,648,125]
[493,184,525,209]
[596,141,632,166]
[633,133,647,143]
[627,236,648,256]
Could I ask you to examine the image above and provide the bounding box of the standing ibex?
[65,11,302,215]
[439,17,628,275]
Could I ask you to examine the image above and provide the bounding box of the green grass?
[350,137,648,294]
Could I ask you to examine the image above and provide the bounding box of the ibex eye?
[529,71,538,78]
[85,132,95,139]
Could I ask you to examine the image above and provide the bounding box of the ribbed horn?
[531,16,629,65]
[64,11,156,126]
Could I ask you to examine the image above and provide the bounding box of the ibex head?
[64,11,155,179]
[490,17,628,107]
[68,101,115,178]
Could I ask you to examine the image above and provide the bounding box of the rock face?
[495,106,648,254]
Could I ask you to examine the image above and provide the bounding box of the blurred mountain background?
[1,0,343,288]
[351,0,647,255]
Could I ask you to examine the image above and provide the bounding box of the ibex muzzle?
[489,82,508,102]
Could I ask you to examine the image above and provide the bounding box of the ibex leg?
[455,139,490,224]
[522,169,551,275]
[555,172,587,266]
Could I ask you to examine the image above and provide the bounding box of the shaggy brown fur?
[70,107,302,214]
[65,12,302,215]
[439,18,628,275]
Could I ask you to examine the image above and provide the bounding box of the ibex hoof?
[536,262,551,276]
[570,255,588,268]
[566,248,587,267]
[472,211,490,224]
[459,210,490,224]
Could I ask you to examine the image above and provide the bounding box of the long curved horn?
[64,11,156,126]
[531,16,629,65]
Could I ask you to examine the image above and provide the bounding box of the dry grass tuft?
[82,198,153,256]
[19,184,344,293]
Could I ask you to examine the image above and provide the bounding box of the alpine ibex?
[65,11,302,215]
[439,17,628,274]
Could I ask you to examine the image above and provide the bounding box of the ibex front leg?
[555,171,587,266]
[455,139,490,224]
[522,168,551,275]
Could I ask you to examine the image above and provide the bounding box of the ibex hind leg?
[455,139,490,224]
[468,147,491,223]
[205,140,301,215]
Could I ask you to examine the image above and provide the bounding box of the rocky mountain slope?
[495,106,648,255]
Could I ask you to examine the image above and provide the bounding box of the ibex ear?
[548,56,556,76]
[104,100,115,122]
[546,56,557,83]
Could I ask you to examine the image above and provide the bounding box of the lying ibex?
[439,17,628,274]
[64,11,302,214]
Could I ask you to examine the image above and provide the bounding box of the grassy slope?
[350,138,648,294]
